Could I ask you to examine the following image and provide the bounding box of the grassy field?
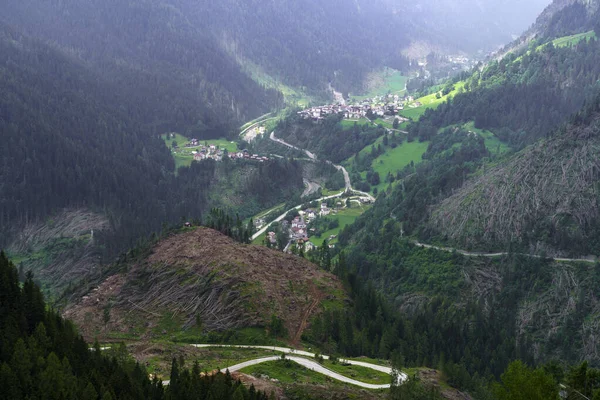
[161,133,238,170]
[370,140,429,189]
[461,122,511,155]
[310,207,367,247]
[350,69,408,102]
[400,81,466,121]
[551,30,596,48]
[513,31,598,64]
[340,118,372,129]
[322,359,391,385]
[241,359,330,385]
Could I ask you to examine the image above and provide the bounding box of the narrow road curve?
[269,131,374,201]
[250,131,376,241]
[190,344,406,389]
[250,191,346,241]
[413,242,597,264]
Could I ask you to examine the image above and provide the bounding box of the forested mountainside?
[0,251,271,400]
[411,29,600,147]
[0,17,303,270]
[333,104,600,375]
[1,0,283,138]
[513,0,600,45]
[1,0,553,100]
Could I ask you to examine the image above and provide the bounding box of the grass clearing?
[242,61,319,108]
[368,140,429,193]
[400,81,466,121]
[241,359,329,384]
[340,118,372,129]
[309,207,367,247]
[551,31,596,48]
[322,360,391,385]
[461,122,511,155]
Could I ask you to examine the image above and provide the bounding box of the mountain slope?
[1,0,283,137]
[504,0,600,54]
[430,99,600,256]
[64,227,344,342]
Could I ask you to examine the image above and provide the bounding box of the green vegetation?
[369,141,429,191]
[309,207,367,247]
[340,118,372,129]
[276,113,386,164]
[549,30,596,48]
[400,81,466,121]
[460,122,511,154]
[241,359,329,385]
[322,359,391,385]
[243,61,319,108]
[145,346,284,376]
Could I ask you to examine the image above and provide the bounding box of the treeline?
[305,251,600,399]
[410,36,600,147]
[0,251,270,400]
[206,209,254,244]
[276,114,385,163]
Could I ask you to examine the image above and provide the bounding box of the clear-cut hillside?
[64,227,344,342]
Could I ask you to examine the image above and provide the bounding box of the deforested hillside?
[64,227,344,343]
[429,99,600,256]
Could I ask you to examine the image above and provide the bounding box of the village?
[165,133,271,163]
[256,196,374,254]
[297,94,418,122]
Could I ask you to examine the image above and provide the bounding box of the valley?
[8,0,600,399]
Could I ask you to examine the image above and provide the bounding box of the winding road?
[413,242,598,264]
[189,344,406,389]
[250,132,375,241]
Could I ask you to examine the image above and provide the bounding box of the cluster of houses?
[265,202,340,252]
[175,139,270,163]
[298,94,416,122]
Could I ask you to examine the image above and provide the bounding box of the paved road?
[249,131,376,241]
[270,131,374,201]
[250,191,346,241]
[414,242,597,264]
[190,344,406,389]
[270,131,317,160]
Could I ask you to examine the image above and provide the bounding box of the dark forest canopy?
[0,251,270,400]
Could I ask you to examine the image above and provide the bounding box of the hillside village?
[298,94,416,122]
[166,134,271,163]
[258,197,373,253]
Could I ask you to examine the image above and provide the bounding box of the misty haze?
[4,0,600,399]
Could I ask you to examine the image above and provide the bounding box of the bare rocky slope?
[64,227,344,342]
